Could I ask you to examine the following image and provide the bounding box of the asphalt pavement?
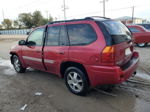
[0,37,150,112]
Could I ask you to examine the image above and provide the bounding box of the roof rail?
[85,16,110,20]
[47,18,87,25]
[46,16,111,25]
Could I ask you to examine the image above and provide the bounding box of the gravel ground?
[0,35,150,112]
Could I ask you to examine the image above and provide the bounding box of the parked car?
[10,17,139,95]
[127,25,150,47]
[137,24,150,30]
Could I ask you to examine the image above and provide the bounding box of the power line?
[68,6,132,18]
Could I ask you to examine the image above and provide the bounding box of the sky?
[0,0,150,22]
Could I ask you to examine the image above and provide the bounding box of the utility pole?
[62,0,68,20]
[45,10,49,21]
[2,9,5,20]
[100,0,108,17]
[132,6,134,24]
[63,0,66,20]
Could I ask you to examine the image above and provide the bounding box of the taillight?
[101,46,115,65]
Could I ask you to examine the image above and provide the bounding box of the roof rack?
[47,16,110,25]
[85,16,110,20]
[47,18,86,25]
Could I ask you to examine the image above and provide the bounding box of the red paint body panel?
[128,25,150,43]
[85,55,139,86]
[21,46,45,70]
[44,46,69,76]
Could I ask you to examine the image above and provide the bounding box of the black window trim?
[66,23,98,46]
[59,25,70,46]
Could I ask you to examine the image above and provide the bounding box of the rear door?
[22,27,45,70]
[43,25,69,75]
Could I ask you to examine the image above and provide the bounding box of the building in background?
[115,16,144,25]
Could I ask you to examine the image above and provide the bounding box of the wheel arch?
[60,61,91,85]
[10,52,19,64]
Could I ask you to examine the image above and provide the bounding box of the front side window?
[129,27,141,33]
[46,26,60,46]
[67,24,97,45]
[27,28,45,46]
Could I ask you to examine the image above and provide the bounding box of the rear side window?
[102,20,132,44]
[67,24,97,45]
[47,26,60,46]
[128,27,141,33]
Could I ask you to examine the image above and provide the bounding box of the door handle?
[36,50,41,53]
[59,51,65,54]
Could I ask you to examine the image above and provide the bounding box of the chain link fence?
[0,29,31,35]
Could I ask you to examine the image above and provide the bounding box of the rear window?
[102,20,132,44]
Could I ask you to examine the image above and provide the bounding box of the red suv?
[10,17,139,95]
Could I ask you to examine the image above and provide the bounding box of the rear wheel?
[137,43,147,47]
[12,55,26,73]
[64,67,89,96]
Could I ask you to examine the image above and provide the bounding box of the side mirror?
[26,32,30,35]
[26,41,36,46]
[18,40,26,45]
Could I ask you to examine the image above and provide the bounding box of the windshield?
[103,20,132,44]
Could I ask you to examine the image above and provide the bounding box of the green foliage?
[18,13,33,28]
[13,20,23,29]
[32,11,43,27]
[2,19,12,29]
[0,24,2,29]
[1,10,53,29]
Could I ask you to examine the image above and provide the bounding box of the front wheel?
[64,67,89,96]
[12,55,26,73]
[137,43,147,47]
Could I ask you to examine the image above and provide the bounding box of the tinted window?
[67,24,97,45]
[59,25,69,46]
[129,27,141,33]
[27,28,44,46]
[102,20,131,44]
[139,24,150,30]
[47,26,60,46]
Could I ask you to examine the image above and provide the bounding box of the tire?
[12,55,26,73]
[64,67,89,96]
[137,43,147,47]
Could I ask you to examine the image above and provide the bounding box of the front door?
[22,27,45,70]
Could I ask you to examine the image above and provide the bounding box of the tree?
[17,11,53,28]
[13,20,23,29]
[2,19,12,29]
[32,11,43,27]
[0,24,2,29]
[18,13,33,28]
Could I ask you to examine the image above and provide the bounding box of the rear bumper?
[85,54,139,87]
